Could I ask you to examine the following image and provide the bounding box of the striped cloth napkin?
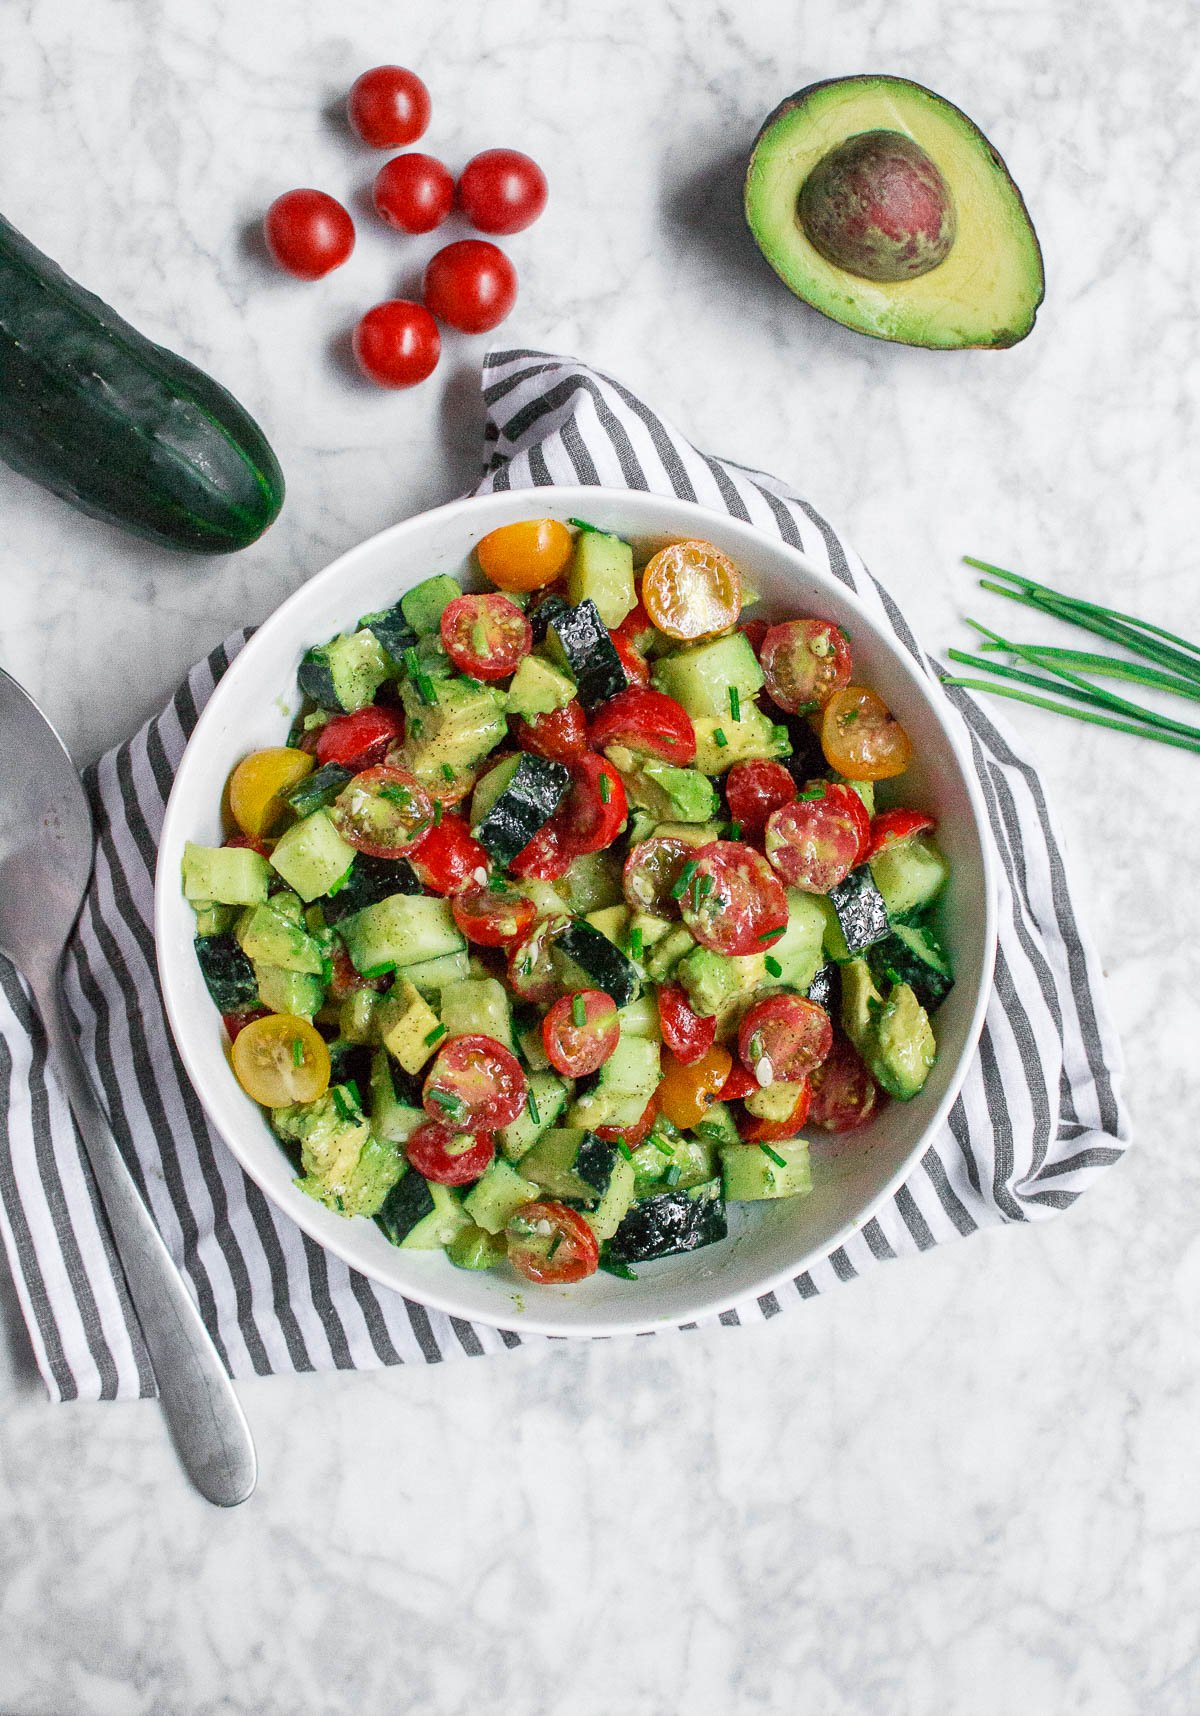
[0,350,1130,1402]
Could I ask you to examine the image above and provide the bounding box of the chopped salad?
[181,519,953,1287]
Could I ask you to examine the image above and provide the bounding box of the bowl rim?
[155,485,998,1337]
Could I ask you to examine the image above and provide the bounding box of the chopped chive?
[526,1089,540,1125]
[360,961,397,978]
[568,517,605,534]
[547,1232,563,1261]
[629,926,643,960]
[430,1088,466,1117]
[664,1163,682,1187]
[602,1259,638,1280]
[798,784,825,801]
[572,994,587,1028]
[764,955,782,978]
[291,1038,305,1067]
[599,772,611,803]
[756,926,784,943]
[727,821,742,841]
[691,871,702,913]
[345,1078,362,1109]
[713,728,729,748]
[487,875,507,892]
[760,1143,787,1168]
[433,800,444,826]
[671,859,699,900]
[699,873,714,898]
[441,763,456,781]
[424,1023,448,1047]
[332,1087,351,1121]
[417,674,437,705]
[616,1141,634,1161]
[729,685,740,721]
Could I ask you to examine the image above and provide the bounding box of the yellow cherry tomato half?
[231,1015,330,1108]
[228,747,314,838]
[476,518,574,592]
[640,539,742,641]
[821,686,913,781]
[658,1043,733,1131]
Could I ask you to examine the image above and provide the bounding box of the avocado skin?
[744,75,1046,350]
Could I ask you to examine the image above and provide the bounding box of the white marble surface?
[1,0,1197,1710]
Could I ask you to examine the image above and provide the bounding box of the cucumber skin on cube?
[474,753,571,868]
[376,1175,468,1249]
[868,922,954,1011]
[552,920,641,1007]
[182,842,271,907]
[497,1070,570,1161]
[824,865,891,957]
[463,1158,540,1234]
[869,835,950,921]
[721,1140,812,1201]
[281,762,353,818]
[359,599,417,665]
[401,950,471,995]
[400,574,462,636]
[369,1049,426,1144]
[546,600,626,711]
[321,853,422,927]
[342,895,465,977]
[651,633,765,721]
[193,934,259,1013]
[605,1178,728,1264]
[269,811,357,903]
[577,1155,636,1243]
[298,630,391,713]
[566,531,636,628]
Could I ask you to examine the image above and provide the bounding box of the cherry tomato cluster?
[262,64,547,389]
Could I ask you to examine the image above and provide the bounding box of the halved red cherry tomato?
[222,1008,268,1043]
[760,619,852,714]
[423,1034,526,1130]
[440,592,532,682]
[506,1200,599,1284]
[865,807,936,860]
[738,994,832,1083]
[507,915,569,1003]
[557,754,627,856]
[763,783,868,893]
[821,686,913,781]
[511,698,588,764]
[658,984,718,1067]
[615,600,657,655]
[595,1091,659,1147]
[678,841,788,957]
[724,759,796,837]
[542,989,620,1078]
[718,1064,758,1103]
[609,631,650,687]
[405,1120,495,1186]
[452,878,536,947]
[742,618,769,653]
[477,519,573,593]
[509,820,572,881]
[589,687,695,766]
[622,835,691,919]
[736,1079,813,1142]
[659,1044,732,1130]
[331,766,433,858]
[641,540,741,641]
[316,706,405,770]
[808,1036,880,1134]
[407,813,489,894]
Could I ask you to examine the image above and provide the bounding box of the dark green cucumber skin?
[0,215,284,552]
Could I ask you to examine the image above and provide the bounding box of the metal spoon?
[0,667,256,1506]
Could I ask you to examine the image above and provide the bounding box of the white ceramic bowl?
[156,487,996,1335]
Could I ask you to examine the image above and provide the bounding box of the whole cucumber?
[0,214,284,553]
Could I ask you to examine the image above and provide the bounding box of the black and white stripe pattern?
[0,350,1129,1400]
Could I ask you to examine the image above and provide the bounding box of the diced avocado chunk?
[744,1079,807,1124]
[557,848,625,913]
[506,654,577,721]
[604,745,719,823]
[447,1223,508,1269]
[400,574,462,636]
[463,1157,540,1234]
[193,903,239,936]
[377,979,443,1075]
[255,965,325,1018]
[338,988,380,1044]
[721,1139,812,1200]
[652,633,765,720]
[342,894,465,977]
[869,834,950,920]
[676,945,768,1022]
[768,891,827,992]
[869,982,936,1099]
[395,676,508,795]
[568,1036,660,1131]
[643,924,695,983]
[586,905,631,948]
[693,1101,741,1150]
[269,811,357,903]
[469,753,521,828]
[182,842,270,907]
[236,902,325,975]
[693,708,791,775]
[274,1087,403,1217]
[839,957,883,1054]
[566,530,636,627]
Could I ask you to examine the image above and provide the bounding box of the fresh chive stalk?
[572,993,586,1028]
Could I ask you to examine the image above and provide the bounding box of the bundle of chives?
[939,557,1200,756]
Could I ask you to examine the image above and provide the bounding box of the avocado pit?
[797,129,956,283]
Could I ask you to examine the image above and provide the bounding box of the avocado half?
[744,76,1045,349]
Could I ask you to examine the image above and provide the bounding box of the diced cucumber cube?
[182,842,271,907]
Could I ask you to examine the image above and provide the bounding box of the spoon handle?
[34,971,257,1507]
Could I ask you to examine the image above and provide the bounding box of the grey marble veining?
[1,0,1197,1711]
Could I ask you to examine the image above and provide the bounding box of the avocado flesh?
[745,76,1044,349]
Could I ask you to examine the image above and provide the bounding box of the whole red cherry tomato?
[347,66,431,149]
[423,240,517,334]
[353,300,440,389]
[373,152,454,234]
[264,190,355,280]
[456,149,548,235]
